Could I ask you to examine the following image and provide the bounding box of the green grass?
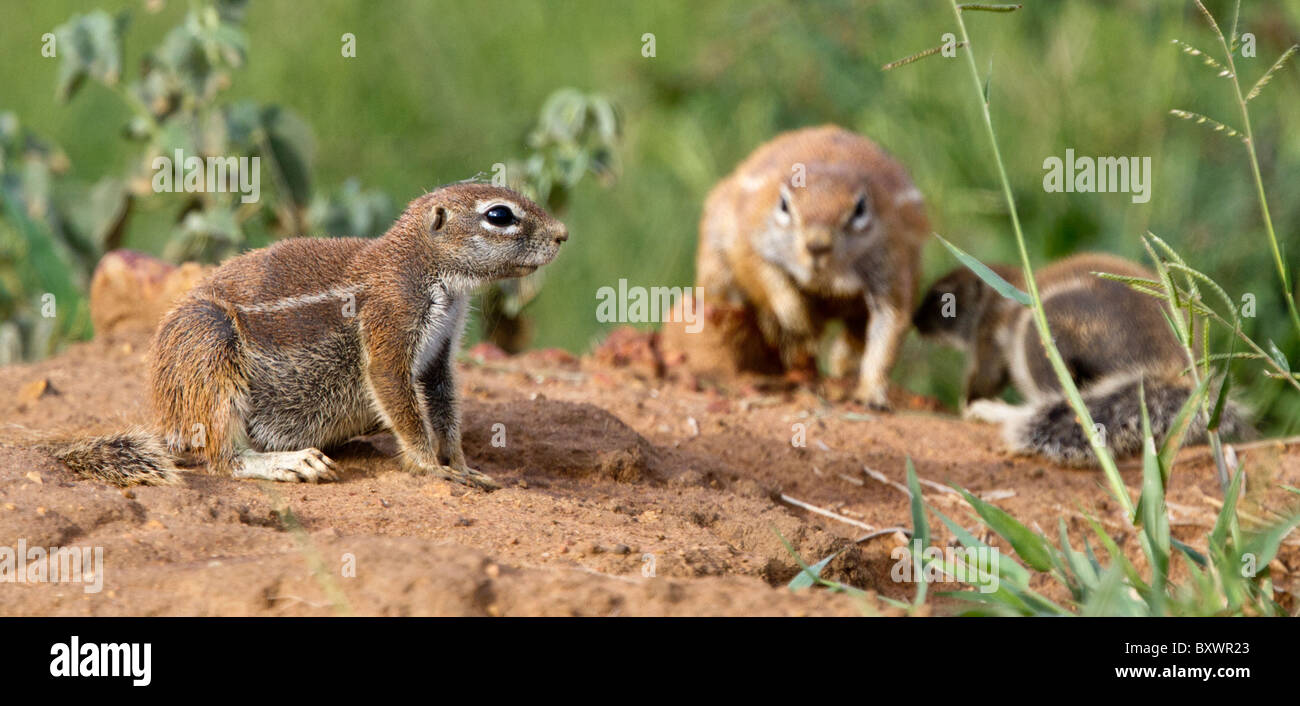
[1,0,1298,434]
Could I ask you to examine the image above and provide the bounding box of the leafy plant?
[0,114,92,363]
[51,2,318,261]
[0,1,392,360]
[482,88,621,352]
[922,430,1298,616]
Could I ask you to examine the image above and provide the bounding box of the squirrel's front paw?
[406,459,501,491]
[445,464,502,491]
[854,382,893,412]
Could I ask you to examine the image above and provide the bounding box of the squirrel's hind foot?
[232,448,340,483]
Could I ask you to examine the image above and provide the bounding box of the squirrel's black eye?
[852,196,867,219]
[779,196,790,214]
[484,205,516,227]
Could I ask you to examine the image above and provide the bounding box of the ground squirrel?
[913,252,1250,465]
[49,183,568,489]
[695,125,930,408]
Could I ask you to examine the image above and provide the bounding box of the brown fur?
[59,183,567,488]
[695,125,930,408]
[42,429,180,487]
[913,253,1250,465]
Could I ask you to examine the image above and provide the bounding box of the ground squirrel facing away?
[49,183,568,489]
[695,125,930,408]
[913,253,1250,465]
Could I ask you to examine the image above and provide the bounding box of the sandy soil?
[1,324,1298,616]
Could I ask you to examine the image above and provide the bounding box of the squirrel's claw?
[446,465,501,492]
[411,459,501,492]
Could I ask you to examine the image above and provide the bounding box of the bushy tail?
[38,429,181,487]
[1007,372,1252,467]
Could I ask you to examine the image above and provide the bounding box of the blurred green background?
[2,0,1298,433]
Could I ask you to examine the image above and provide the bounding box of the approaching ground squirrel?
[913,252,1250,465]
[695,125,930,409]
[48,183,568,489]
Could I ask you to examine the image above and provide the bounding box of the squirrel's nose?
[806,241,832,256]
[553,225,569,244]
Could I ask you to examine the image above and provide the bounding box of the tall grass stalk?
[947,1,1132,516]
[1190,0,1300,339]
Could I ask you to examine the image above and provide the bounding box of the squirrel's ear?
[428,205,447,233]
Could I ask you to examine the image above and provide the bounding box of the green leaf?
[1059,518,1098,600]
[62,177,128,252]
[905,458,930,606]
[905,459,929,550]
[934,591,1026,616]
[1082,565,1147,617]
[1156,372,1212,476]
[930,505,1030,587]
[53,11,129,102]
[166,206,243,263]
[155,116,198,160]
[773,529,867,598]
[934,233,1031,306]
[308,178,395,240]
[1136,384,1170,601]
[258,105,316,208]
[154,23,216,99]
[1082,512,1149,595]
[1266,340,1291,375]
[1210,466,1246,552]
[956,487,1055,572]
[214,0,250,22]
[787,548,841,590]
[773,529,819,589]
[1171,537,1207,567]
[0,193,92,345]
[1242,513,1300,572]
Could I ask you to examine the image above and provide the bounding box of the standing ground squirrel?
[49,183,568,489]
[913,252,1250,465]
[695,125,930,408]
